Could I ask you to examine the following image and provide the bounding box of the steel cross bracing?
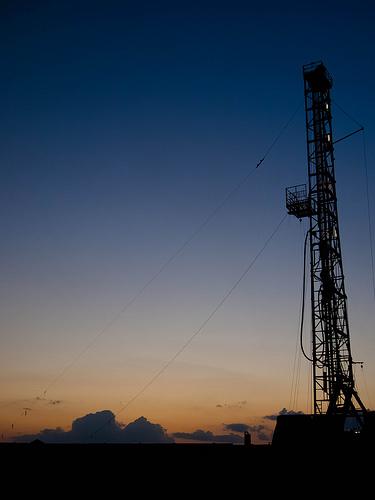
[286,62,366,418]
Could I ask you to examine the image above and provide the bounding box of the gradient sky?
[1,0,374,442]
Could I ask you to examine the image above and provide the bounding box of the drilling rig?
[273,62,373,447]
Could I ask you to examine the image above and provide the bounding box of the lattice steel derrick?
[286,62,366,418]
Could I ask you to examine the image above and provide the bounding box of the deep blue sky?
[1,1,374,436]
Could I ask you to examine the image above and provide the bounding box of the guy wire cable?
[34,102,302,402]
[89,213,288,440]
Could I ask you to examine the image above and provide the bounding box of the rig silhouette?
[273,61,374,447]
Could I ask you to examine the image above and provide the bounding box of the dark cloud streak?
[173,429,243,444]
[263,408,304,421]
[224,423,273,442]
[224,423,249,433]
[216,401,247,409]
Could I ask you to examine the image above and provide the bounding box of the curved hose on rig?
[300,229,313,362]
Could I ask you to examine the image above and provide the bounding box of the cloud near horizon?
[14,410,174,444]
[172,429,243,444]
[224,423,249,433]
[173,420,274,444]
[263,408,304,421]
[224,423,272,442]
[13,411,280,444]
[216,401,247,409]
